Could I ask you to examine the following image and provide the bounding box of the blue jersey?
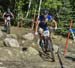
[46,15,53,21]
[39,15,52,21]
[39,15,53,30]
[39,21,48,30]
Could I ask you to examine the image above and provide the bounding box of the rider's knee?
[39,28,43,34]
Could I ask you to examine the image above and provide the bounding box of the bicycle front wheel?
[7,21,10,34]
[48,38,55,62]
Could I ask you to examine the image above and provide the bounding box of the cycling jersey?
[39,15,53,31]
[47,15,53,21]
[4,12,12,18]
[39,21,48,30]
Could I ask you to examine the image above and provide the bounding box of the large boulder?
[0,41,4,47]
[0,47,23,61]
[0,47,42,62]
[4,38,20,47]
[25,47,39,56]
[22,33,34,41]
[52,34,58,39]
[53,45,59,53]
[6,34,18,39]
[0,31,4,39]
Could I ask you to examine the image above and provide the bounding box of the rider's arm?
[35,19,40,35]
[10,13,14,19]
[52,19,57,29]
[2,12,6,19]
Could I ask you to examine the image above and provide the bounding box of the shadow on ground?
[65,56,75,61]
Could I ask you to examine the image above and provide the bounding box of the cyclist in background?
[3,8,14,30]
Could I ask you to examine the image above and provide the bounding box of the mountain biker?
[33,10,57,52]
[34,10,57,35]
[3,8,14,29]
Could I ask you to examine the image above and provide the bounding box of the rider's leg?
[38,28,44,48]
[49,36,54,51]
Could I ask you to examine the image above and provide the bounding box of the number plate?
[43,30,49,36]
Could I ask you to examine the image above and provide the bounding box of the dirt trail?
[0,26,75,68]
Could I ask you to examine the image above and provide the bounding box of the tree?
[15,0,25,27]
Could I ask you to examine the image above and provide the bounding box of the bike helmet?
[40,9,49,15]
[7,8,11,13]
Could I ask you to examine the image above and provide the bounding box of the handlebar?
[49,27,62,30]
[48,27,62,33]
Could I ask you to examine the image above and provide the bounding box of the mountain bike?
[39,28,55,62]
[39,27,62,62]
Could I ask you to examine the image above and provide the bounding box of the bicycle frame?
[39,27,55,62]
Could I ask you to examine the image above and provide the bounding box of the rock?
[71,54,75,61]
[25,47,39,56]
[23,47,42,62]
[0,31,4,38]
[22,33,34,40]
[37,39,40,45]
[6,34,17,39]
[52,34,58,39]
[22,40,25,44]
[0,62,3,64]
[32,42,36,46]
[0,67,7,68]
[0,41,4,47]
[4,38,20,47]
[53,45,59,53]
[0,47,23,61]
[21,40,33,48]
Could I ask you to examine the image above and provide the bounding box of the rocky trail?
[0,26,75,68]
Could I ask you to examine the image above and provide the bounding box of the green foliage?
[42,0,62,9]
[15,0,25,24]
[0,0,75,38]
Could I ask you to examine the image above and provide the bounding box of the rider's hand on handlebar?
[34,32,38,35]
[55,26,57,30]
